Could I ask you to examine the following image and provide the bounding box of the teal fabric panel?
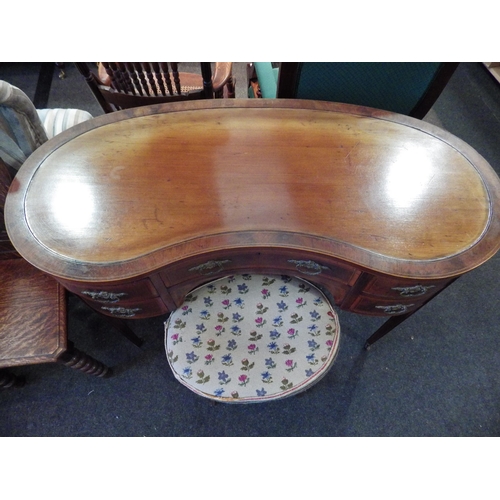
[253,62,278,98]
[295,63,442,114]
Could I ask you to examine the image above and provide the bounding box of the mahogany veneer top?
[5,99,500,281]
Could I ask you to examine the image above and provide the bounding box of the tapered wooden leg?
[57,342,112,378]
[364,278,458,349]
[71,293,144,347]
[0,369,26,389]
[106,317,143,347]
[364,313,414,349]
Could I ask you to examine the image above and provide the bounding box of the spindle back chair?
[76,62,236,113]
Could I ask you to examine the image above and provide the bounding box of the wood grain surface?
[5,99,500,282]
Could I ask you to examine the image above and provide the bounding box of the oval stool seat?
[164,275,340,403]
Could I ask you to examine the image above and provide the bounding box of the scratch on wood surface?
[141,206,164,229]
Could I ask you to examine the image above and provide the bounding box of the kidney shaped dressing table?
[5,99,500,347]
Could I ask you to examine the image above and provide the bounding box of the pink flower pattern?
[165,275,340,403]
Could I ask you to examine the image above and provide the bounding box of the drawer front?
[264,250,359,285]
[161,250,265,286]
[349,295,422,316]
[87,296,169,319]
[62,278,159,305]
[168,276,350,310]
[361,275,450,300]
[161,249,359,287]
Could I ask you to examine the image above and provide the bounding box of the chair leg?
[0,369,26,389]
[57,342,112,378]
[225,76,236,98]
[33,62,55,109]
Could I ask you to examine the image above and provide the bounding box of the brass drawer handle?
[391,285,436,297]
[288,259,329,276]
[375,304,415,315]
[101,306,142,318]
[82,290,128,303]
[188,260,231,275]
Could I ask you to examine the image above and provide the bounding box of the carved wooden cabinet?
[5,100,500,346]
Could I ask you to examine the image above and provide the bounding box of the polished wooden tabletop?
[5,99,500,281]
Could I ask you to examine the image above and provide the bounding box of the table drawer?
[349,295,422,316]
[361,275,450,300]
[62,278,159,305]
[168,275,351,310]
[91,296,169,319]
[160,251,262,286]
[274,253,359,285]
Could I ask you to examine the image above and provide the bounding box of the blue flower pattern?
[165,275,340,402]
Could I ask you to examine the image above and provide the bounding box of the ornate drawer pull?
[82,290,128,303]
[375,304,415,315]
[188,260,231,276]
[288,259,329,276]
[391,285,436,297]
[101,306,142,318]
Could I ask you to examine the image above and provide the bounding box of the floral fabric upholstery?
[165,274,340,403]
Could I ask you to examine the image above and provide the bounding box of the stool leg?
[57,342,112,378]
[0,369,26,389]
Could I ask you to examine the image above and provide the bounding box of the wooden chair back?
[276,62,459,119]
[76,62,234,113]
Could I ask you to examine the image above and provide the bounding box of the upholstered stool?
[165,274,340,403]
[0,258,112,389]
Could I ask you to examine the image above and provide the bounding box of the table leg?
[0,369,26,389]
[364,313,414,349]
[364,278,459,349]
[57,342,112,377]
[106,317,144,348]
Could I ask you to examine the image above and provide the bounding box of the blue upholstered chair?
[0,80,93,170]
[248,62,458,119]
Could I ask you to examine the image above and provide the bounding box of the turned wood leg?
[57,342,112,378]
[226,76,236,98]
[0,369,26,389]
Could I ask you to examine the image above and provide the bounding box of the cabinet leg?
[0,369,26,389]
[57,342,112,378]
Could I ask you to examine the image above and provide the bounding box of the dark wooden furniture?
[0,159,18,258]
[0,160,141,389]
[5,100,500,348]
[75,62,236,113]
[0,257,112,389]
[249,62,459,119]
